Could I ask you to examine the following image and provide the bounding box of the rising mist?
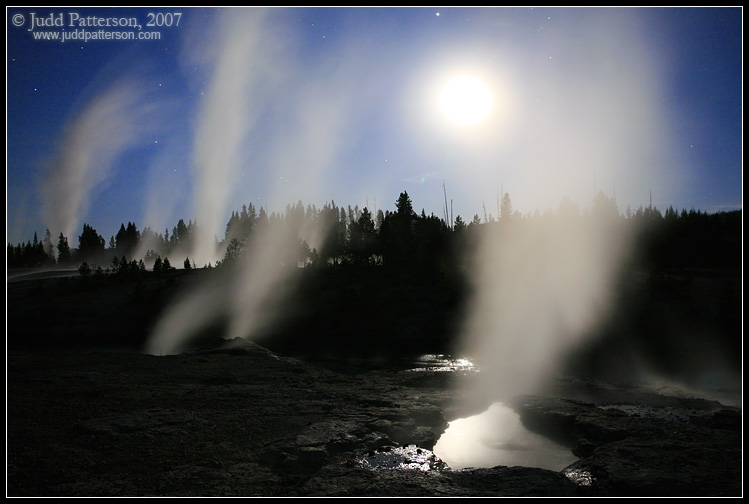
[39,81,152,244]
[104,8,719,403]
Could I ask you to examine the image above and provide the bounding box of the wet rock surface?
[7,340,741,497]
[511,391,742,496]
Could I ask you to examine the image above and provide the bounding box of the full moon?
[439,75,493,126]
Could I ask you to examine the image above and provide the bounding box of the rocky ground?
[7,337,742,497]
[7,267,743,497]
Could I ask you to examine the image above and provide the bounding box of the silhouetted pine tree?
[57,233,72,266]
[78,224,105,264]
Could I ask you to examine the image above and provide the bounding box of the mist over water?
[458,211,633,403]
[445,11,672,403]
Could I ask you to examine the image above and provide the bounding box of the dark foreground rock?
[6,340,742,497]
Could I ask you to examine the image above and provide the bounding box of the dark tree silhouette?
[315,202,344,265]
[170,219,193,250]
[413,211,450,278]
[115,222,141,259]
[7,234,52,267]
[78,224,105,264]
[453,215,466,232]
[57,233,72,266]
[348,207,377,265]
[223,238,244,264]
[78,262,92,278]
[395,191,416,222]
[379,191,418,272]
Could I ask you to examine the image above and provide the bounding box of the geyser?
[40,80,151,243]
[457,210,632,404]
[145,8,678,370]
[443,9,674,406]
[188,10,269,269]
[145,9,297,355]
[145,8,371,354]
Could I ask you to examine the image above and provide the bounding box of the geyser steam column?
[40,81,150,245]
[145,8,359,355]
[144,10,277,355]
[458,207,631,403]
[442,11,674,404]
[189,11,269,268]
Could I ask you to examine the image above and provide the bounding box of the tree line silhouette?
[7,190,742,278]
[7,190,741,362]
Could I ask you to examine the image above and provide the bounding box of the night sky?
[6,7,742,247]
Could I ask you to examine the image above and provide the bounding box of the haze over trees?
[7,190,741,373]
[7,191,741,278]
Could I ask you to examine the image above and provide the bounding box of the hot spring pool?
[433,402,578,471]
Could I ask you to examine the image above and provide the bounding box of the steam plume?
[40,82,149,242]
[453,10,669,402]
[145,8,368,354]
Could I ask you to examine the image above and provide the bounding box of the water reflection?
[407,354,479,373]
[433,402,578,471]
[564,468,595,486]
[357,445,447,472]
